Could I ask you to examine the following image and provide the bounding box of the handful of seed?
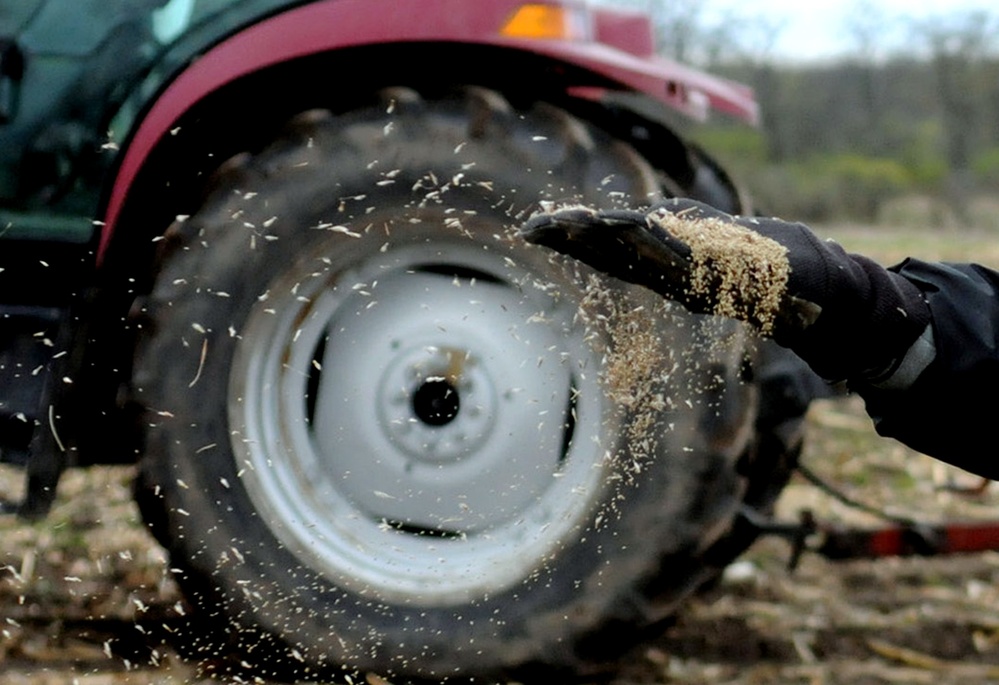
[650,208,791,335]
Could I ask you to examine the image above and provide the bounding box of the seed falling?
[574,273,675,478]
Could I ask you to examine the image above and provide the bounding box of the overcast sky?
[711,0,998,61]
[596,0,998,62]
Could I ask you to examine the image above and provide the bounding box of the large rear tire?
[132,88,758,680]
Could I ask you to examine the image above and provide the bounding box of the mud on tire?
[131,87,759,680]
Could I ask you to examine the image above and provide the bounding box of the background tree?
[912,10,999,219]
[842,0,894,151]
[593,0,999,225]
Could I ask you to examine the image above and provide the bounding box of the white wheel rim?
[230,225,611,606]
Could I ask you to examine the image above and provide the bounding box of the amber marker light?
[500,3,589,41]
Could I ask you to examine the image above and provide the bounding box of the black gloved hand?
[519,198,931,383]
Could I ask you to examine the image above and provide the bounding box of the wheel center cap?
[378,344,496,463]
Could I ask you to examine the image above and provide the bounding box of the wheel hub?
[378,344,497,464]
[314,266,573,532]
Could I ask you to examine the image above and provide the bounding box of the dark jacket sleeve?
[856,259,999,479]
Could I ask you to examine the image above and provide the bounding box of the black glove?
[519,198,931,383]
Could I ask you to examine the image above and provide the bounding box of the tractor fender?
[97,0,756,263]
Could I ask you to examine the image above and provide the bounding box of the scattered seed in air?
[326,224,361,238]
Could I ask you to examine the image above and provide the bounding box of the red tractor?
[0,0,812,679]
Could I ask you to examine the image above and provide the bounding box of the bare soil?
[618,394,999,685]
[4,225,999,684]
